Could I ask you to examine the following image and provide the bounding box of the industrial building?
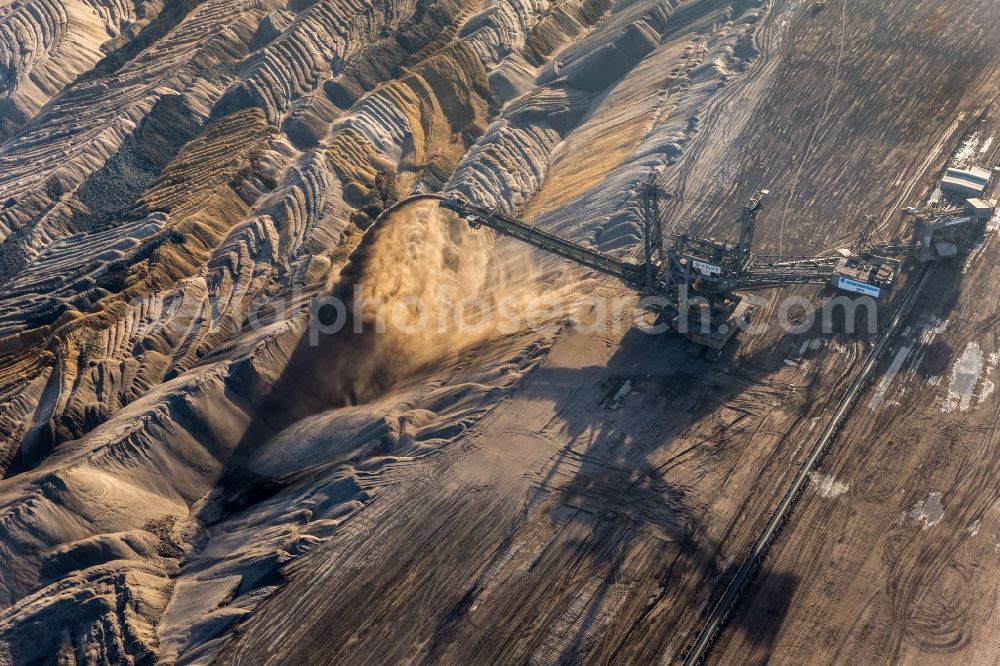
[940,165,993,196]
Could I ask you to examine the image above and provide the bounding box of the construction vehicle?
[439,183,891,358]
[856,198,995,263]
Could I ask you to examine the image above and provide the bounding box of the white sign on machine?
[837,276,880,298]
[692,260,722,275]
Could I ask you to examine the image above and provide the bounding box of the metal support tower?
[641,178,665,290]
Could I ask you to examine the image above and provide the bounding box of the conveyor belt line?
[681,261,935,665]
[440,199,648,288]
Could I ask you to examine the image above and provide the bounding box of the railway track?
[680,261,936,665]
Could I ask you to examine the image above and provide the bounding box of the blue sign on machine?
[837,276,881,298]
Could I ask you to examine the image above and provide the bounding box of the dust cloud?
[264,199,576,421]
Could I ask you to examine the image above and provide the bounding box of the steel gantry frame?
[439,182,887,353]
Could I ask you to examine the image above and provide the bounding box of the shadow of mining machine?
[439,183,992,361]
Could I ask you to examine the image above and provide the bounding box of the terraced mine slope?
[2,0,1000,664]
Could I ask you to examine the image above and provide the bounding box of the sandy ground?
[2,0,1000,663]
[215,1,1000,664]
[715,128,1000,664]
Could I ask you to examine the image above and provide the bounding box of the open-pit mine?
[2,0,1000,664]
